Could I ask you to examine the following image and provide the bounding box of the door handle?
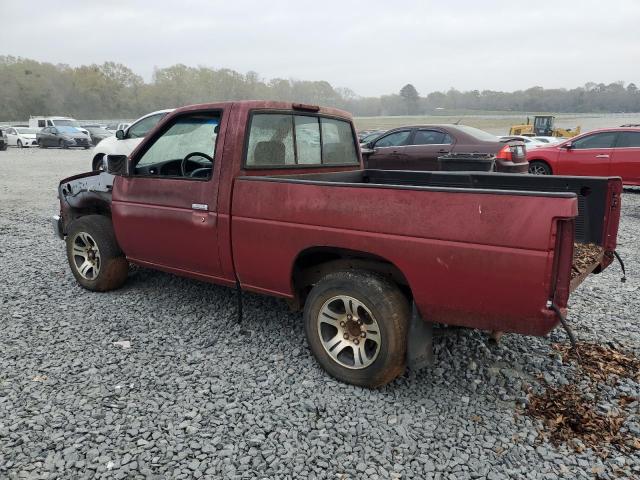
[192,203,208,210]
[437,150,449,154]
[595,154,609,158]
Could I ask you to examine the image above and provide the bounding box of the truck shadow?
[121,266,551,405]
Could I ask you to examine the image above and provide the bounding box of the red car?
[527,127,640,186]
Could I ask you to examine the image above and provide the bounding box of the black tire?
[59,139,68,149]
[303,270,409,388]
[17,140,23,148]
[66,215,128,292]
[528,160,552,175]
[38,139,46,149]
[92,154,104,171]
[0,142,6,151]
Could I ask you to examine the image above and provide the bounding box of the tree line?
[0,56,638,122]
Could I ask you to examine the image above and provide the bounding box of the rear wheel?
[529,160,552,175]
[66,215,128,292]
[303,270,409,388]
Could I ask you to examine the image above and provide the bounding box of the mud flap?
[406,302,434,370]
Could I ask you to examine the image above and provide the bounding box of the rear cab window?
[245,112,358,168]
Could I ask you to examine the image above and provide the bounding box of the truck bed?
[232,169,621,336]
[251,169,618,247]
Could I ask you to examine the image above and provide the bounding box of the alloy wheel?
[317,295,382,369]
[70,232,101,280]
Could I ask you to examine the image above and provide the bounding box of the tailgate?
[563,177,623,293]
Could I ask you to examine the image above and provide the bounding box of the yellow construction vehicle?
[509,115,581,138]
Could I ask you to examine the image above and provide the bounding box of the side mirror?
[105,155,129,176]
[115,129,125,140]
[562,142,573,149]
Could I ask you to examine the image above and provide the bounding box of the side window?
[412,130,449,145]
[38,120,45,128]
[128,113,165,139]
[245,113,358,167]
[616,131,640,148]
[51,128,58,134]
[375,130,411,148]
[8,129,15,135]
[46,120,53,127]
[571,133,617,149]
[320,117,358,164]
[134,113,220,179]
[246,114,295,166]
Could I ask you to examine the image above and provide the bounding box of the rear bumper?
[51,214,64,240]
[496,160,528,174]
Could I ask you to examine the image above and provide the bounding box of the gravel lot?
[1,147,638,479]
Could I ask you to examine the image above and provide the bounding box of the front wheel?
[59,139,68,149]
[38,139,46,149]
[529,160,552,175]
[17,140,23,148]
[304,270,409,388]
[66,215,129,292]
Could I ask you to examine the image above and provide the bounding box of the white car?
[531,136,564,144]
[5,127,39,148]
[91,109,173,170]
[498,135,548,150]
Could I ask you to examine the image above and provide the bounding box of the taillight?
[496,144,513,161]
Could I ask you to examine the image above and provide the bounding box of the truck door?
[111,110,229,282]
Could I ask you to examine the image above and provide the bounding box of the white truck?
[29,116,89,135]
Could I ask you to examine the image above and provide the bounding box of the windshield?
[16,128,37,134]
[57,126,82,134]
[456,125,500,141]
[54,119,81,127]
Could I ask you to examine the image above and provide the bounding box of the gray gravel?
[1,147,639,479]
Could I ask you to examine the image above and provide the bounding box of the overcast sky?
[2,0,639,97]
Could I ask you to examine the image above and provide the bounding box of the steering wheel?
[181,152,213,177]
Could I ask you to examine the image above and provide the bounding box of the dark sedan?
[361,124,528,173]
[37,126,92,149]
[82,126,113,145]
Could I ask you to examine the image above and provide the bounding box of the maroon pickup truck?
[53,101,622,387]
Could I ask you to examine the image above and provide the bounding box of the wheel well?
[529,159,552,173]
[290,247,412,310]
[92,153,104,170]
